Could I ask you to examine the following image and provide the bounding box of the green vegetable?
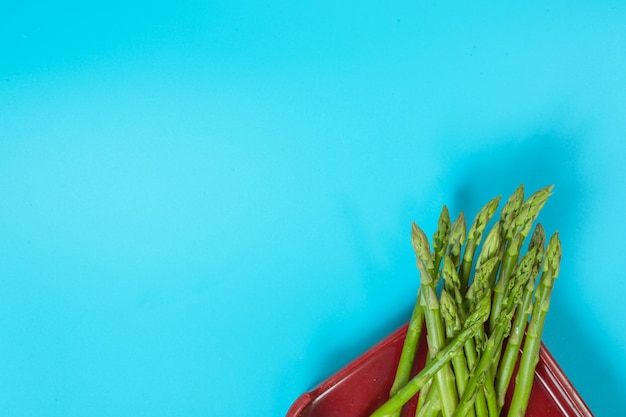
[432,205,452,272]
[459,196,501,292]
[366,185,560,417]
[507,232,561,417]
[441,290,476,417]
[412,223,459,417]
[447,211,467,271]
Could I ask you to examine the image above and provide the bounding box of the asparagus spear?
[507,232,561,417]
[387,209,450,417]
[414,288,473,417]
[440,290,475,417]
[411,223,459,417]
[489,186,553,332]
[495,224,545,410]
[459,196,501,292]
[442,256,465,318]
[410,222,437,415]
[387,301,425,416]
[369,295,491,417]
[403,205,451,417]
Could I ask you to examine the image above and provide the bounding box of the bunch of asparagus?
[370,185,562,417]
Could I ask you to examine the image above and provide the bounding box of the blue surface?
[1,2,625,416]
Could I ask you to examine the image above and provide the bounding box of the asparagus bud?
[499,184,525,239]
[432,205,451,271]
[460,196,501,290]
[511,185,553,240]
[447,211,467,269]
[411,222,435,280]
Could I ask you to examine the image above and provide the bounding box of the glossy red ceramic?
[287,324,593,417]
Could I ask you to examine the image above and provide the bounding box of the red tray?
[287,324,593,417]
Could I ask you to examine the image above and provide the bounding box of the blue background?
[1,1,625,416]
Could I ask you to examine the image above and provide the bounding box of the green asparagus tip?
[442,256,461,288]
[512,185,554,239]
[544,232,562,278]
[468,195,501,243]
[432,205,452,263]
[450,211,467,240]
[437,205,451,233]
[500,184,525,235]
[447,211,467,264]
[411,222,435,271]
[514,247,538,280]
[476,221,503,269]
[466,256,500,304]
[528,223,546,252]
[440,289,461,336]
[465,292,492,329]
[528,223,546,276]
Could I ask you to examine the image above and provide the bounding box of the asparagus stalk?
[495,224,545,410]
[459,196,501,292]
[415,289,471,417]
[404,205,451,417]
[440,290,475,417]
[411,224,459,417]
[507,232,561,417]
[388,301,425,413]
[489,186,553,332]
[410,221,437,415]
[387,210,450,417]
[369,295,491,417]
